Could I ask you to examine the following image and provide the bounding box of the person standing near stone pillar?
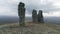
[32,9,38,23]
[18,2,25,26]
[38,10,44,23]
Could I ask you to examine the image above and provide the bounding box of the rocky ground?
[0,22,60,34]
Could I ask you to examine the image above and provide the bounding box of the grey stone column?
[32,9,38,23]
[18,2,25,26]
[38,10,44,23]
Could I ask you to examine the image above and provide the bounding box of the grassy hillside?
[0,22,60,34]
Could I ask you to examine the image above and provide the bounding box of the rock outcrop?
[18,2,25,26]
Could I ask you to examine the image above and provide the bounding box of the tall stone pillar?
[32,9,38,23]
[38,10,44,23]
[18,2,25,26]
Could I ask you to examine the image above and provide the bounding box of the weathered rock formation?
[32,9,38,23]
[18,2,25,26]
[38,10,44,23]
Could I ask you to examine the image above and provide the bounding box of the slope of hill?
[0,22,60,34]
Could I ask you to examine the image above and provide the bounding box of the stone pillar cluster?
[32,9,44,23]
[18,2,44,26]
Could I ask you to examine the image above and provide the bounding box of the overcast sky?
[0,0,60,17]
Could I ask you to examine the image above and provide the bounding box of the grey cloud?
[25,1,60,15]
[0,0,60,16]
[25,2,54,15]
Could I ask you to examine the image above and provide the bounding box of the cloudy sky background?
[0,0,60,17]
